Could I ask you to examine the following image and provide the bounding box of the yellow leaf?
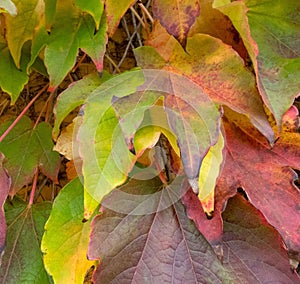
[198,131,225,215]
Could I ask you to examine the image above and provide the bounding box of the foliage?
[0,0,299,283]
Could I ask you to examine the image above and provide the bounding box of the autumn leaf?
[213,0,300,126]
[135,33,274,144]
[0,153,10,260]
[219,108,300,255]
[222,194,300,283]
[0,0,17,16]
[152,0,200,48]
[78,70,145,216]
[0,117,60,196]
[0,198,52,283]
[42,178,96,284]
[88,176,230,283]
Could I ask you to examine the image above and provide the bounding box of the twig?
[34,90,55,128]
[130,7,146,30]
[0,84,48,142]
[138,3,154,24]
[105,54,121,73]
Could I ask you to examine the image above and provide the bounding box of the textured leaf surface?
[42,178,95,284]
[0,198,52,283]
[88,176,229,283]
[135,34,274,143]
[0,117,60,195]
[53,71,111,138]
[78,70,145,215]
[214,0,300,125]
[105,0,137,36]
[198,131,224,215]
[222,194,300,283]
[0,153,10,258]
[219,108,300,255]
[152,0,200,48]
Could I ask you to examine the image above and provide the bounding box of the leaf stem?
[0,84,48,142]
[29,169,39,206]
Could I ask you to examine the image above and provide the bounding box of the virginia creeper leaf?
[152,0,200,48]
[45,0,107,88]
[78,70,145,216]
[0,117,60,195]
[42,178,96,284]
[0,43,29,103]
[4,0,44,68]
[0,198,52,283]
[74,0,103,29]
[53,71,112,138]
[222,194,300,283]
[0,0,17,15]
[198,130,225,215]
[0,153,10,259]
[214,0,300,126]
[218,109,300,255]
[104,0,137,36]
[136,34,275,144]
[88,176,230,283]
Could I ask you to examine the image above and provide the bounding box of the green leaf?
[0,43,29,103]
[198,130,224,215]
[0,0,17,15]
[42,178,96,284]
[88,176,231,282]
[53,71,112,138]
[44,0,57,29]
[0,198,52,283]
[104,0,137,36]
[78,13,107,72]
[152,0,200,48]
[78,70,145,216]
[213,0,300,126]
[0,117,60,195]
[45,0,107,88]
[5,0,44,68]
[74,0,103,29]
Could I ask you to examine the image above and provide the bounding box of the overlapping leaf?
[213,0,300,126]
[0,153,10,259]
[53,71,112,138]
[152,0,200,48]
[135,33,274,144]
[0,117,60,195]
[78,70,145,216]
[42,178,96,284]
[88,176,230,283]
[222,194,299,283]
[218,108,300,255]
[0,198,52,283]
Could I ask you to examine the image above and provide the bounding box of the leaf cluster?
[0,0,299,283]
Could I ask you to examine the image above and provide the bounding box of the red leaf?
[88,176,229,282]
[222,194,300,283]
[219,110,300,256]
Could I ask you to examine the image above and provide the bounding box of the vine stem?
[0,84,48,142]
[29,169,39,206]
